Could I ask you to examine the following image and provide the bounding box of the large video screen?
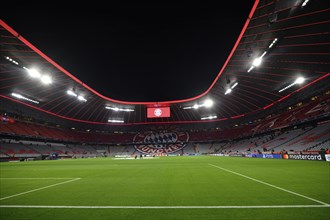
[147,107,170,118]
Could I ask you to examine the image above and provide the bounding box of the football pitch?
[0,156,329,220]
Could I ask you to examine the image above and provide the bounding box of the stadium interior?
[1,1,330,220]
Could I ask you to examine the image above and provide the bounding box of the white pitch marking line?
[0,178,81,201]
[0,178,76,180]
[0,205,329,209]
[208,163,330,206]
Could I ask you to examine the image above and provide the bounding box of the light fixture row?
[5,56,19,65]
[183,99,213,110]
[279,77,305,93]
[67,90,87,102]
[11,93,39,104]
[105,106,134,112]
[225,82,238,95]
[6,56,53,85]
[247,38,278,73]
[23,67,52,85]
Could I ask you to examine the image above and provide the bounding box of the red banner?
[147,107,170,118]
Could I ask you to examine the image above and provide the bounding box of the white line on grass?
[208,163,330,206]
[0,205,329,209]
[0,178,76,180]
[0,178,81,201]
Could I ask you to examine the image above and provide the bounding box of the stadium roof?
[1,0,329,126]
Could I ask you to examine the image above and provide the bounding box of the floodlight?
[41,75,52,84]
[252,57,262,67]
[204,99,213,108]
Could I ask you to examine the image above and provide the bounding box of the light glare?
[203,99,213,108]
[295,77,305,84]
[201,115,217,120]
[302,0,309,7]
[11,93,39,104]
[247,66,254,72]
[279,77,306,93]
[225,88,232,95]
[231,82,238,89]
[108,119,124,123]
[27,69,41,78]
[105,106,134,112]
[41,75,52,84]
[67,90,77,96]
[252,57,262,67]
[78,96,87,102]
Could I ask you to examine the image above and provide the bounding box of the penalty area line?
[208,163,330,206]
[0,205,329,209]
[0,178,81,201]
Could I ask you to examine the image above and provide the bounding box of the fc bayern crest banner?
[133,130,189,154]
[147,107,170,118]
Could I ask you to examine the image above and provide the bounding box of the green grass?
[0,156,329,220]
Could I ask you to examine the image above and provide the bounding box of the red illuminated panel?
[147,107,170,118]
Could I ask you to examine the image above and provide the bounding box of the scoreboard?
[147,107,170,118]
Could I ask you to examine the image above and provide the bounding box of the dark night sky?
[2,2,255,102]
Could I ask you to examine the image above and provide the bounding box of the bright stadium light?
[184,100,213,110]
[295,77,305,84]
[5,56,19,65]
[248,38,278,73]
[108,119,124,123]
[302,0,309,7]
[67,89,87,102]
[225,81,239,95]
[11,93,39,104]
[40,75,52,84]
[225,88,232,95]
[193,104,199,109]
[252,57,262,67]
[105,106,134,112]
[67,90,78,97]
[27,68,41,78]
[279,77,306,93]
[247,66,254,73]
[24,67,53,85]
[269,38,278,48]
[231,82,238,89]
[203,99,213,108]
[201,115,217,120]
[78,95,87,102]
